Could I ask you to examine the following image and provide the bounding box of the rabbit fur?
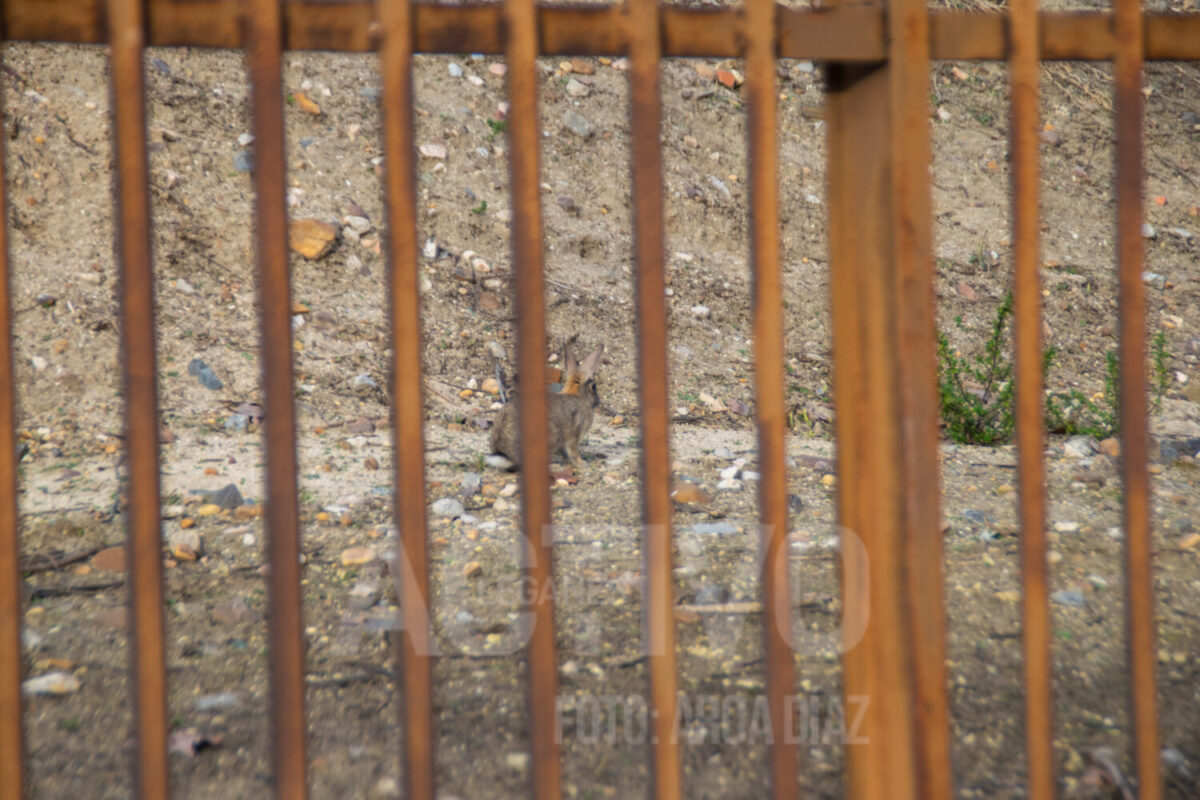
[490,340,604,470]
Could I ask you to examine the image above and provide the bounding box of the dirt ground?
[6,12,1200,800]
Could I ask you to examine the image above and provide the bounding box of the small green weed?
[937,293,1019,445]
[939,293,1173,444]
[1045,329,1171,437]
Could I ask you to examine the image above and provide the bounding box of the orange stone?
[92,546,126,573]
[289,218,338,260]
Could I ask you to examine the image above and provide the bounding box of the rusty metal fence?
[1,0,1199,798]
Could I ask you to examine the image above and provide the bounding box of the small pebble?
[1051,589,1086,608]
[431,497,464,518]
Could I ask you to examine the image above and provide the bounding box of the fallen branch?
[31,580,125,599]
[19,546,104,575]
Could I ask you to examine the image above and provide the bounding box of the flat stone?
[562,109,594,139]
[692,521,739,536]
[168,529,203,560]
[195,692,240,711]
[289,218,338,260]
[431,497,464,518]
[22,671,81,696]
[210,483,244,510]
[92,546,126,572]
[1051,589,1086,608]
[340,546,377,566]
[187,358,223,391]
[1063,436,1096,458]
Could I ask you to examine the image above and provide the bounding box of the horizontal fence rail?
[0,2,1198,61]
[1,0,1196,798]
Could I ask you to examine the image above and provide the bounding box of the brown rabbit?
[490,340,604,470]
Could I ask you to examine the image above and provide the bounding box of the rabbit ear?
[577,343,604,380]
[562,336,578,378]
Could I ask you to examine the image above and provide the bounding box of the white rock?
[1063,436,1096,458]
[23,671,80,696]
[419,143,447,159]
[691,305,711,319]
[431,497,464,518]
[343,215,372,235]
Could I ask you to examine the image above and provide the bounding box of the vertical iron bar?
[502,0,560,794]
[1113,0,1161,797]
[0,13,23,800]
[378,0,436,797]
[109,0,170,797]
[826,59,920,800]
[744,0,797,797]
[245,1,309,797]
[1009,2,1056,798]
[626,0,681,795]
[885,0,953,794]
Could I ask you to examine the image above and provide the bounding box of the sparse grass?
[1045,329,1172,438]
[939,293,1173,444]
[937,294,1021,446]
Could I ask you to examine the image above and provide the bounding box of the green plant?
[486,118,507,136]
[1046,330,1172,437]
[940,294,1174,442]
[1151,330,1170,412]
[967,242,994,271]
[471,200,488,215]
[1044,350,1118,438]
[937,293,1018,445]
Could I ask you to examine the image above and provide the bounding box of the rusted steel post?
[245,1,310,797]
[744,0,798,796]
[502,0,561,794]
[109,0,171,797]
[0,15,24,800]
[884,0,953,795]
[1,4,1200,61]
[378,0,436,797]
[1113,0,1162,797]
[626,0,682,795]
[827,60,918,800]
[827,0,950,791]
[1009,1,1056,797]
